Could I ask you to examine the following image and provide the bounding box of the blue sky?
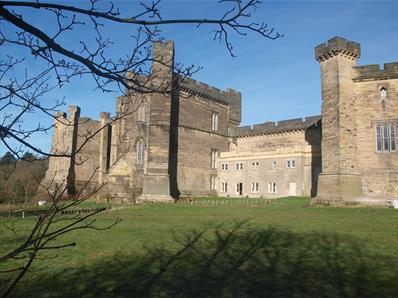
[1,0,397,155]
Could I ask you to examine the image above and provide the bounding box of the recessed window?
[221,182,228,193]
[236,182,243,195]
[221,163,228,170]
[138,99,147,122]
[286,159,296,169]
[380,87,387,100]
[251,182,259,193]
[271,160,277,169]
[136,139,145,164]
[376,123,396,152]
[210,176,216,190]
[251,161,259,169]
[211,112,218,131]
[211,150,218,169]
[236,162,243,170]
[268,182,277,194]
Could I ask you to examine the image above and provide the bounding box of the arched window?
[380,87,387,100]
[136,139,145,164]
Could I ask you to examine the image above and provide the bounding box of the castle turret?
[37,105,80,198]
[138,41,175,202]
[314,37,364,204]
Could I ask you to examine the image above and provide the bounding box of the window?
[268,182,277,194]
[210,176,216,190]
[251,182,259,193]
[138,100,147,122]
[221,182,228,193]
[251,161,259,169]
[236,183,243,195]
[380,87,387,100]
[211,112,218,131]
[136,139,145,164]
[376,123,396,152]
[286,159,296,169]
[221,163,228,170]
[236,162,243,170]
[211,150,218,169]
[271,160,277,169]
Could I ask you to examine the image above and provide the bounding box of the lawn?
[1,197,398,297]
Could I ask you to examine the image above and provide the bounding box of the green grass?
[1,197,398,297]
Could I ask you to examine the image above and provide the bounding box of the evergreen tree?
[0,151,16,165]
[22,152,35,161]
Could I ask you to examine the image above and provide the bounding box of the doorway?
[289,182,297,196]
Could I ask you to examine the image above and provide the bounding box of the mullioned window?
[376,123,396,152]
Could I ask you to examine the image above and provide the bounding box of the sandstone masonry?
[38,37,398,205]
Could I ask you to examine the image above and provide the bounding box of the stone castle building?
[39,37,398,205]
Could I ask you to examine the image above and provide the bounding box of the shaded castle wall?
[95,41,243,201]
[305,125,322,197]
[179,77,241,126]
[138,41,175,201]
[74,117,102,193]
[174,90,231,196]
[104,94,145,199]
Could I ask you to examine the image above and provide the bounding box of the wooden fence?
[175,199,274,207]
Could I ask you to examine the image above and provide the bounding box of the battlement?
[236,116,321,137]
[54,111,67,119]
[315,37,360,62]
[353,62,398,81]
[153,40,174,54]
[79,117,99,124]
[179,76,242,124]
[100,112,110,119]
[53,106,80,125]
[180,76,239,103]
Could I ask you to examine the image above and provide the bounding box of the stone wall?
[314,37,364,204]
[218,124,321,198]
[171,83,235,197]
[314,37,398,205]
[138,41,175,202]
[39,37,396,205]
[38,106,80,198]
[74,118,101,181]
[353,74,398,197]
[177,91,230,135]
[180,77,241,126]
[104,94,146,200]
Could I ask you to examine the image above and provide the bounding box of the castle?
[39,37,398,206]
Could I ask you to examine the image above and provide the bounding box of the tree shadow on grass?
[15,223,398,298]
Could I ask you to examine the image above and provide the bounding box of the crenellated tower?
[37,105,80,198]
[314,37,364,204]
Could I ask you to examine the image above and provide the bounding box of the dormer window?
[380,87,387,100]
